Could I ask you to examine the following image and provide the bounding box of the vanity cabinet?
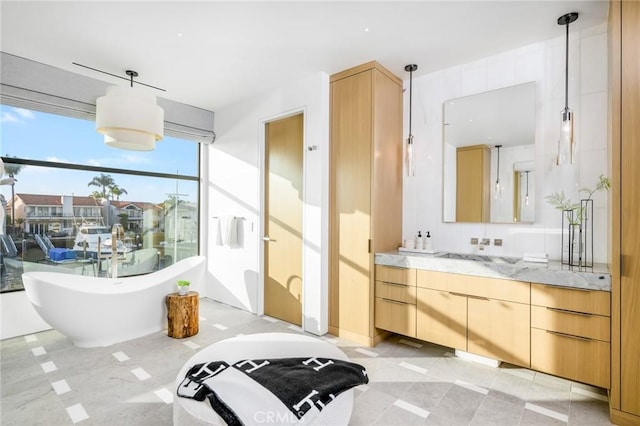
[530,284,611,389]
[328,61,403,346]
[456,144,490,223]
[416,270,530,367]
[374,265,417,337]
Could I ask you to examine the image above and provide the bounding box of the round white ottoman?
[173,332,355,425]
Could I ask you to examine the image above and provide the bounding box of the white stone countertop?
[375,250,611,292]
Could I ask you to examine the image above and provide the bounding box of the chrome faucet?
[111,224,124,278]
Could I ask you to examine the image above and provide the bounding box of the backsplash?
[402,23,609,263]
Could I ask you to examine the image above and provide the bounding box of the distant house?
[7,194,164,235]
[111,201,163,232]
[7,194,103,235]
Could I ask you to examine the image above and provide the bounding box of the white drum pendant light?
[96,70,164,151]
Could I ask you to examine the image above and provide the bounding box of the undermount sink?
[435,252,520,264]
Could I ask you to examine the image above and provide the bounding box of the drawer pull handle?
[449,292,489,301]
[546,330,593,342]
[382,282,408,288]
[546,307,594,317]
[382,298,408,305]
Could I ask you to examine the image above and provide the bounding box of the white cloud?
[121,154,152,165]
[46,156,71,163]
[13,108,35,119]
[0,108,36,123]
[0,112,19,123]
[87,159,103,167]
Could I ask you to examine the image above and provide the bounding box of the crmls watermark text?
[253,411,301,423]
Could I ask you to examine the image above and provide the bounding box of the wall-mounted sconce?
[495,144,502,199]
[524,170,530,206]
[96,70,164,151]
[556,12,579,165]
[405,64,418,177]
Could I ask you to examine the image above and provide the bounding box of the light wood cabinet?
[610,1,640,423]
[530,283,610,389]
[374,265,417,337]
[416,288,467,350]
[467,297,530,367]
[416,270,530,368]
[328,63,403,346]
[456,144,490,222]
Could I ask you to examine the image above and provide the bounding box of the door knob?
[263,236,277,242]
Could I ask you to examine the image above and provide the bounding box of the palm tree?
[110,185,128,202]
[87,174,115,199]
[3,155,25,232]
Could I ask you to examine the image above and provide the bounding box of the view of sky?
[0,105,199,204]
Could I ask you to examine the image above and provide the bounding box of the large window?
[0,106,200,292]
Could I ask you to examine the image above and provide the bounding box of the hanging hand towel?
[219,216,238,247]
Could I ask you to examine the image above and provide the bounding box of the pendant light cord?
[409,69,413,138]
[564,22,569,112]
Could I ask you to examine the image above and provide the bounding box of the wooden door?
[264,113,303,325]
[620,0,640,414]
[456,145,490,222]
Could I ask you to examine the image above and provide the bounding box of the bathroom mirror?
[442,82,536,223]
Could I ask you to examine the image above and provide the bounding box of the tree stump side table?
[166,291,199,338]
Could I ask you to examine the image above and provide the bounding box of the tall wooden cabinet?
[329,61,403,346]
[609,1,640,424]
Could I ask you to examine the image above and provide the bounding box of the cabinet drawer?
[375,265,416,286]
[531,328,610,388]
[417,270,530,303]
[375,297,416,337]
[375,281,416,304]
[531,284,610,316]
[531,305,610,342]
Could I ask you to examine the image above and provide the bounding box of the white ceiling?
[0,1,608,112]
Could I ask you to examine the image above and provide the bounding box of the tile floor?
[1,298,612,425]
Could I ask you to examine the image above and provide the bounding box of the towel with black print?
[177,357,368,424]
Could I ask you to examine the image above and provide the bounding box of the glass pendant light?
[495,144,502,199]
[405,64,418,177]
[556,12,579,165]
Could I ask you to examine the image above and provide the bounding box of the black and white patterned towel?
[177,357,368,425]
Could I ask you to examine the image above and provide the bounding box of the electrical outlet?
[481,238,490,246]
[470,238,478,245]
[494,239,503,247]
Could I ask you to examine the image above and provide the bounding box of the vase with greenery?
[177,279,191,296]
[545,174,610,267]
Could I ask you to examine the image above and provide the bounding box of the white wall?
[403,23,609,263]
[205,72,330,335]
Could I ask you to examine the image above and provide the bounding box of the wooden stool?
[166,291,199,338]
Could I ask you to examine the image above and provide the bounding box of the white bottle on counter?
[415,231,423,250]
[424,231,432,252]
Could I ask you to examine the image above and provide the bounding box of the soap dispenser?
[415,231,423,250]
[424,231,432,252]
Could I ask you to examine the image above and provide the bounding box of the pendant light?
[405,64,418,177]
[96,70,164,151]
[495,144,502,199]
[556,12,579,165]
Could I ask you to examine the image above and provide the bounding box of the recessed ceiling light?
[177,32,183,37]
[364,28,369,32]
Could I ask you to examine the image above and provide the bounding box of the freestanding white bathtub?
[22,255,206,347]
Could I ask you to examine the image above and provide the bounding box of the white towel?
[217,216,238,247]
